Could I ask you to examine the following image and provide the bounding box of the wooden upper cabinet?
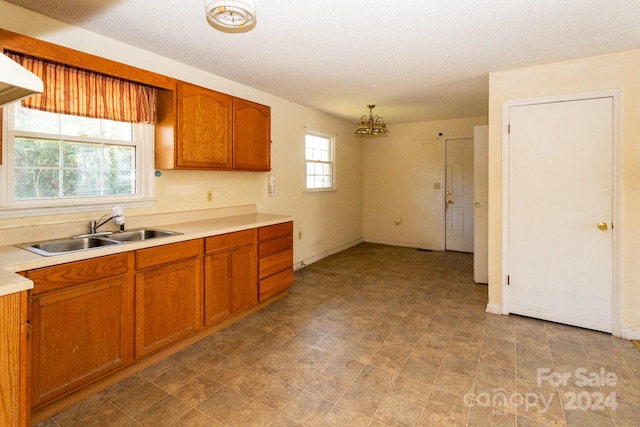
[176,82,232,169]
[155,82,271,171]
[233,98,271,171]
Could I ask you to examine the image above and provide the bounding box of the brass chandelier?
[354,104,389,135]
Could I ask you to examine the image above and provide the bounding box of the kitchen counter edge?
[0,212,295,297]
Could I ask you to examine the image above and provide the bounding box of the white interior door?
[473,126,489,283]
[445,138,474,253]
[507,96,613,332]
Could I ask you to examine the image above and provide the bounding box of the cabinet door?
[231,244,258,313]
[204,251,231,326]
[177,82,232,169]
[0,291,27,427]
[232,98,271,171]
[135,258,202,357]
[30,277,133,408]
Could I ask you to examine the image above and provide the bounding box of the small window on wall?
[304,130,335,191]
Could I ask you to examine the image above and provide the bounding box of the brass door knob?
[598,222,608,231]
[447,200,454,205]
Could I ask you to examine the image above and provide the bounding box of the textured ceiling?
[4,0,640,124]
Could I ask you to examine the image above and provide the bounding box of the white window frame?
[304,129,336,192]
[0,103,155,219]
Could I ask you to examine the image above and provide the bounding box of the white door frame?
[501,90,621,336]
[442,135,473,251]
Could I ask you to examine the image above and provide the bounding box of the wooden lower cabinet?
[0,291,28,427]
[26,253,133,409]
[20,223,292,418]
[134,239,203,358]
[258,222,294,300]
[204,229,257,326]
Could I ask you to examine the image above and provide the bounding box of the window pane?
[14,168,59,199]
[14,105,59,134]
[101,119,133,141]
[14,138,60,167]
[61,114,100,138]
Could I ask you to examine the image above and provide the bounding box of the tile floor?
[35,243,640,426]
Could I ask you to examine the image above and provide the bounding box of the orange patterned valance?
[5,51,156,123]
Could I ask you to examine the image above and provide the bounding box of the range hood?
[0,52,43,107]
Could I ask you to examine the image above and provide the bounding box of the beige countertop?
[0,212,294,297]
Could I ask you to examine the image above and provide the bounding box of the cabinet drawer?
[136,239,202,270]
[27,253,129,295]
[259,248,293,279]
[205,229,256,254]
[259,268,294,301]
[258,234,293,258]
[258,222,293,242]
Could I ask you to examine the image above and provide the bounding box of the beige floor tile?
[425,387,471,424]
[419,407,466,426]
[66,401,130,427]
[468,404,517,427]
[319,405,370,426]
[172,373,223,406]
[111,382,168,417]
[477,361,515,389]
[373,393,424,427]
[99,374,148,402]
[224,399,280,427]
[398,355,439,385]
[354,365,396,393]
[323,355,365,382]
[337,382,385,418]
[387,375,432,408]
[378,334,415,358]
[145,363,198,393]
[298,347,337,370]
[433,367,476,396]
[133,395,192,427]
[564,409,615,427]
[252,378,302,411]
[176,409,222,426]
[283,390,334,426]
[272,359,321,389]
[410,342,447,366]
[306,371,351,403]
[367,350,407,375]
[270,414,306,427]
[196,386,249,422]
[226,367,275,397]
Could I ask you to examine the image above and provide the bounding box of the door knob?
[598,222,608,231]
[447,200,454,205]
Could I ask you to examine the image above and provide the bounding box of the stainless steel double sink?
[16,228,182,257]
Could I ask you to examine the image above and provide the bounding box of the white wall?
[363,116,487,249]
[0,2,363,267]
[488,49,640,338]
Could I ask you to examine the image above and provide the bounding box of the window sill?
[0,199,156,220]
[303,188,338,194]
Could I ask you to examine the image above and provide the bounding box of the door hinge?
[507,275,510,285]
[507,124,511,135]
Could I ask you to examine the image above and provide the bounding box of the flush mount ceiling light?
[354,105,389,135]
[205,0,256,31]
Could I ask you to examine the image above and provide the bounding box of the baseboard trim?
[362,238,442,251]
[620,327,640,340]
[486,303,502,315]
[294,238,364,270]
